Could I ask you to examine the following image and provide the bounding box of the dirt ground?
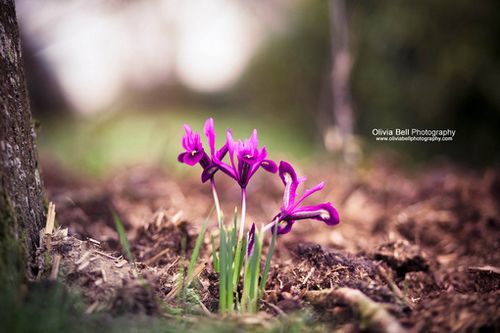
[39,158,500,332]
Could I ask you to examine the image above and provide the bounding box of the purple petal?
[182,151,204,166]
[193,132,203,151]
[182,124,193,150]
[278,161,298,185]
[277,220,294,235]
[177,152,188,163]
[215,143,228,161]
[204,118,216,156]
[259,146,267,160]
[261,159,277,173]
[279,161,299,208]
[243,158,261,177]
[292,182,325,208]
[226,129,238,175]
[201,164,219,182]
[226,129,235,155]
[289,203,340,226]
[216,161,238,180]
[250,129,259,148]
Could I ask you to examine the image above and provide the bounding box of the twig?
[377,265,415,310]
[154,210,166,227]
[87,237,101,246]
[100,268,107,283]
[75,251,91,265]
[115,259,128,268]
[468,265,500,275]
[144,247,170,266]
[164,257,180,274]
[197,298,213,317]
[166,261,206,300]
[171,210,184,225]
[263,300,287,317]
[302,267,315,285]
[94,250,118,260]
[305,287,406,333]
[77,260,90,271]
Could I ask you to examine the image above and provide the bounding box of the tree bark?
[0,0,46,278]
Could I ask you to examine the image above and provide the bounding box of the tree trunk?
[0,0,46,279]
[325,0,354,154]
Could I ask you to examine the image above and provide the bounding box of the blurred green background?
[19,0,500,174]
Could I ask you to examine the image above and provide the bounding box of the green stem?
[260,219,278,294]
[210,178,223,228]
[232,188,247,295]
[238,188,247,241]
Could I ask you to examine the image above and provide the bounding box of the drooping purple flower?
[267,161,340,235]
[177,124,207,166]
[215,129,277,188]
[178,118,228,182]
[246,223,256,257]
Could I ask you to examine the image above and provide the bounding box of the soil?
[40,159,500,332]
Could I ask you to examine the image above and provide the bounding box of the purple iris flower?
[215,128,277,188]
[266,161,340,235]
[177,118,228,182]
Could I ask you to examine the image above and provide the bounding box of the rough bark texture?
[0,0,46,277]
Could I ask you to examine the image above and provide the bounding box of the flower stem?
[232,188,247,297]
[238,188,247,241]
[211,178,223,228]
[262,220,276,234]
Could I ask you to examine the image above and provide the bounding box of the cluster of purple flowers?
[178,118,340,235]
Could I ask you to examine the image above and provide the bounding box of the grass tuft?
[112,211,134,263]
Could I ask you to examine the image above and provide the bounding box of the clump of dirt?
[371,240,429,277]
[40,160,500,332]
[37,228,160,315]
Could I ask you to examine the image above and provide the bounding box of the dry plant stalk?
[166,261,206,300]
[45,202,56,234]
[468,265,500,275]
[377,265,415,310]
[144,247,171,266]
[305,287,406,333]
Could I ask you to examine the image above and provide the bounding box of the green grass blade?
[175,234,188,303]
[219,226,227,312]
[186,208,213,284]
[241,257,250,312]
[227,226,235,312]
[176,260,185,304]
[260,222,278,293]
[112,211,134,263]
[211,234,219,272]
[232,207,238,240]
[249,238,260,312]
[231,208,240,288]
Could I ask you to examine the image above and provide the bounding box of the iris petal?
[177,152,187,163]
[201,164,219,183]
[182,150,203,166]
[290,203,340,226]
[292,182,325,209]
[261,159,278,173]
[203,118,216,156]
